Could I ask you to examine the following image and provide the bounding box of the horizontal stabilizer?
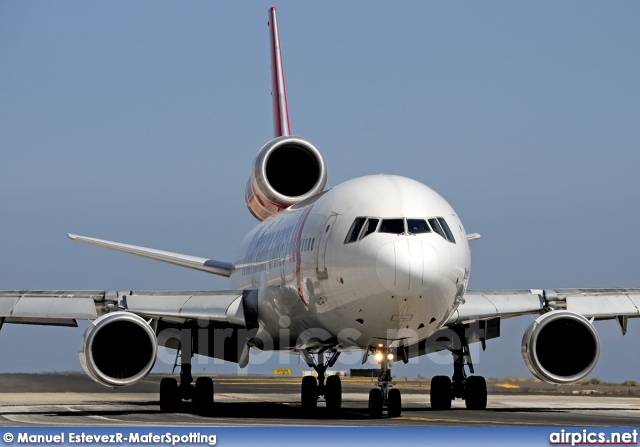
[68,234,234,277]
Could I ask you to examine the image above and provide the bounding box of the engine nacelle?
[80,312,157,388]
[521,310,600,384]
[246,136,327,221]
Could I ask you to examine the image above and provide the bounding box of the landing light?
[374,352,384,363]
[387,353,394,361]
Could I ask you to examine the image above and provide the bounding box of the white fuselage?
[230,175,471,352]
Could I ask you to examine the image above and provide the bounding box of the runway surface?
[0,374,639,426]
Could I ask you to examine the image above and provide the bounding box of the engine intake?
[246,136,327,221]
[521,310,600,384]
[80,312,157,388]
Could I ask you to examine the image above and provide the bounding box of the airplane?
[1,6,639,418]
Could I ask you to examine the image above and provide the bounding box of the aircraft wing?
[408,288,640,360]
[448,288,640,326]
[0,289,254,328]
[0,290,102,327]
[111,290,253,326]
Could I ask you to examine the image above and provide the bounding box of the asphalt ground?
[0,374,639,426]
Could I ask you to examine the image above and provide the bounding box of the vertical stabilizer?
[268,7,291,137]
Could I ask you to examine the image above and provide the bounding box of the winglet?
[268,7,291,137]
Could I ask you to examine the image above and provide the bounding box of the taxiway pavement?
[0,374,638,426]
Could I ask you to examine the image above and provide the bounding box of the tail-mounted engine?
[521,310,600,384]
[80,312,158,388]
[245,136,327,221]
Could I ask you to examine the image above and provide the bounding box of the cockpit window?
[438,217,456,243]
[360,218,379,239]
[407,219,431,234]
[428,218,446,239]
[346,216,455,243]
[345,217,366,243]
[379,219,405,234]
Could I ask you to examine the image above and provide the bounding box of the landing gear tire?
[325,375,342,411]
[301,376,318,411]
[464,376,487,410]
[368,388,383,418]
[159,377,179,413]
[387,388,402,417]
[430,375,452,411]
[194,377,214,414]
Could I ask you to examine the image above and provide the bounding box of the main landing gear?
[429,343,487,411]
[159,331,215,414]
[300,351,342,412]
[367,348,401,418]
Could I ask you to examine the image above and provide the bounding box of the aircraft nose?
[375,240,439,297]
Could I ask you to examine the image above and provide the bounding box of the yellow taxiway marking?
[495,383,521,389]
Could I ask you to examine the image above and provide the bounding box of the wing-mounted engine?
[80,312,157,388]
[245,136,327,221]
[521,310,600,384]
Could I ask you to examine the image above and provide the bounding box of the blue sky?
[1,1,639,382]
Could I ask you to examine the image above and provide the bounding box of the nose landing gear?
[367,348,402,418]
